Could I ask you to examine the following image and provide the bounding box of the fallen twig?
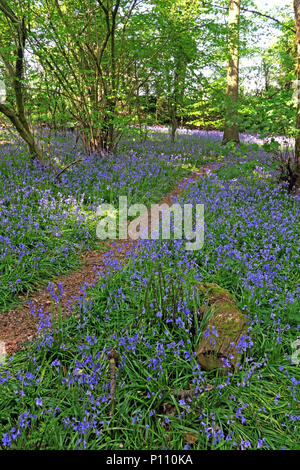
[54,157,87,179]
[108,348,119,417]
[171,383,214,401]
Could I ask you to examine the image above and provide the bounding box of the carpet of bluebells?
[0,128,299,450]
[0,128,188,310]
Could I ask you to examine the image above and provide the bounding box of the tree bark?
[169,42,188,143]
[170,101,178,143]
[293,0,300,191]
[0,4,44,162]
[0,102,44,162]
[195,283,248,375]
[222,0,241,145]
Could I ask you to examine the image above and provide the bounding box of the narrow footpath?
[0,168,209,359]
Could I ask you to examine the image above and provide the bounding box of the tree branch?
[207,1,295,32]
[54,157,87,179]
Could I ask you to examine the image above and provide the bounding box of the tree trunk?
[169,48,187,143]
[195,283,248,375]
[84,125,115,155]
[293,0,300,191]
[0,102,44,162]
[222,0,241,145]
[262,58,270,92]
[170,102,178,143]
[0,6,45,163]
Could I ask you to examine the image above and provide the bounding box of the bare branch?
[54,157,87,179]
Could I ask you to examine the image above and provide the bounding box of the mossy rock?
[195,283,248,375]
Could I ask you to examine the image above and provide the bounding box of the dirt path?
[0,168,209,358]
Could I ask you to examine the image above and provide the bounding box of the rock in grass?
[195,283,248,375]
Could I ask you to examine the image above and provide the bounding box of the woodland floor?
[0,168,208,356]
[0,129,298,451]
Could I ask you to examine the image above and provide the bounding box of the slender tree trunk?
[293,0,300,191]
[170,53,187,143]
[262,58,270,92]
[0,103,44,162]
[170,102,177,143]
[0,5,44,162]
[222,0,241,145]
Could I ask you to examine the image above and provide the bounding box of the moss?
[197,282,247,336]
[197,282,236,303]
[210,301,246,333]
[195,282,248,372]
